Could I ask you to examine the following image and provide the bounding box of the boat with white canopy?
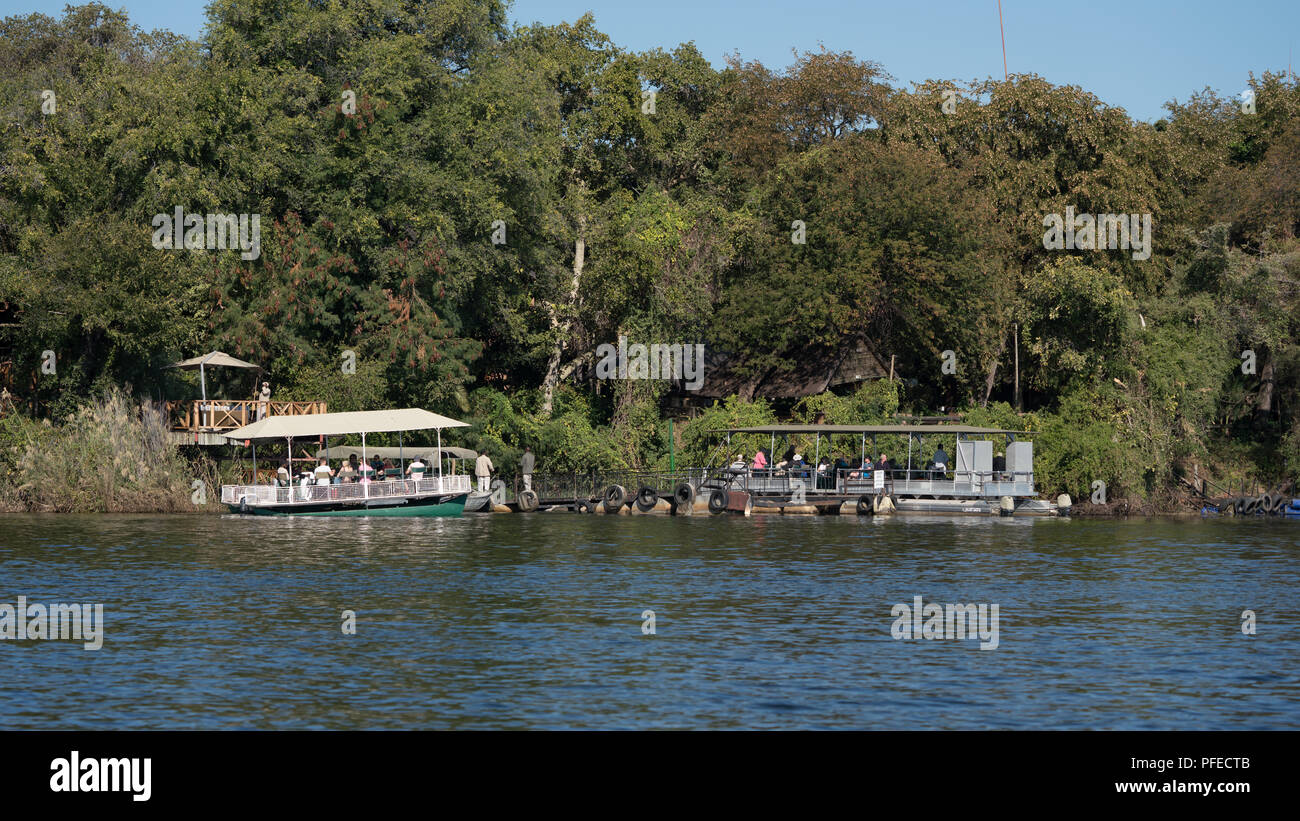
[219,408,472,517]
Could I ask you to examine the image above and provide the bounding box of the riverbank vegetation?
[1,2,1297,512]
[0,387,219,512]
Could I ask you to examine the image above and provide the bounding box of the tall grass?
[0,388,218,513]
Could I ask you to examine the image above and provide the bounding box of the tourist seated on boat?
[877,454,890,479]
[834,455,850,478]
[930,446,949,479]
[729,453,746,471]
[313,458,334,486]
[336,461,356,483]
[773,446,795,474]
[369,455,385,478]
[849,456,873,480]
[406,458,426,479]
[992,451,1006,480]
[276,462,291,487]
[795,453,813,479]
[752,449,767,473]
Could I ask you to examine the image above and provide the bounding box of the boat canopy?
[313,445,476,461]
[714,424,1025,435]
[225,408,469,442]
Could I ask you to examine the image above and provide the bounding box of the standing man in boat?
[520,446,535,492]
[475,450,495,493]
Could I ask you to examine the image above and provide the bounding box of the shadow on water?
[0,512,1296,729]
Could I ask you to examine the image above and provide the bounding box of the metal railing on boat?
[220,474,471,506]
[500,466,1034,507]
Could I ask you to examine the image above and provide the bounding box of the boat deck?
[714,467,1037,500]
[221,474,472,508]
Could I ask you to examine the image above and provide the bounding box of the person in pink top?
[752,449,767,471]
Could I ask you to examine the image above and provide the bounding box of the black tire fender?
[603,484,626,514]
[674,482,695,507]
[635,485,658,512]
[708,489,729,514]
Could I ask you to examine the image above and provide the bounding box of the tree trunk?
[540,215,586,418]
[981,331,1008,408]
[1254,355,1275,423]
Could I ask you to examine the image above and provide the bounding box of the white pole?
[362,432,367,498]
[437,427,443,489]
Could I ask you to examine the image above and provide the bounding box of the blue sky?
[3,0,1297,121]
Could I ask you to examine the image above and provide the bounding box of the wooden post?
[889,355,895,381]
[1013,322,1021,411]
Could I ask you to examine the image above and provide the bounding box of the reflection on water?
[0,512,1296,729]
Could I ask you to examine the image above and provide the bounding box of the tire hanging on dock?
[674,482,695,507]
[603,484,627,514]
[708,489,729,514]
[635,485,658,512]
[856,494,873,516]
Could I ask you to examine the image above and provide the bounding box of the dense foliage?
[2,2,1298,508]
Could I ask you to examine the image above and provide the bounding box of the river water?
[0,512,1296,729]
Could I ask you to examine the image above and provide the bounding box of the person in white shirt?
[313,458,334,486]
[256,381,271,420]
[475,452,494,493]
[406,458,426,480]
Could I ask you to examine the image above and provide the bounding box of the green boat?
[220,408,471,517]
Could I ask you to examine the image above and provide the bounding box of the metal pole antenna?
[997,0,1009,81]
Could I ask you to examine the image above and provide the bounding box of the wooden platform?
[165,399,326,445]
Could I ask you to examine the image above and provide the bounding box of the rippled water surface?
[0,512,1296,729]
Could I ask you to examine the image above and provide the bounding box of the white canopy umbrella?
[164,351,262,425]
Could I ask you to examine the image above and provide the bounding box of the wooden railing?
[166,399,327,432]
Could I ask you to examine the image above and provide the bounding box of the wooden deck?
[166,399,327,435]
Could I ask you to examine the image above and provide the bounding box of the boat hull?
[463,491,494,512]
[226,492,468,517]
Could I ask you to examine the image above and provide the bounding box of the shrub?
[0,387,214,512]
